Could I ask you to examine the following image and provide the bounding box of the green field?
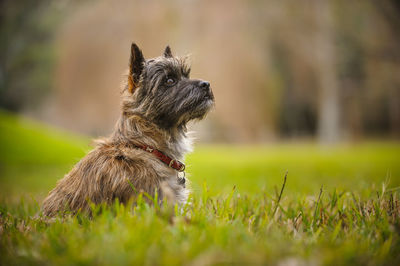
[1,110,400,265]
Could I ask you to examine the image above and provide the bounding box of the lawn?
[1,110,400,265]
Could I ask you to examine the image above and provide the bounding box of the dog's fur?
[42,43,214,216]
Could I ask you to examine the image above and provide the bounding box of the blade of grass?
[272,171,288,217]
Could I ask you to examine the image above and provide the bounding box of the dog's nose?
[199,80,210,89]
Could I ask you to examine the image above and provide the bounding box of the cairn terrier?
[42,43,214,216]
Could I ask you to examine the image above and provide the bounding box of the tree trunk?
[314,0,341,144]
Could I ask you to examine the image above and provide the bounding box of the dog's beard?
[141,83,214,129]
[176,98,213,126]
[189,95,214,120]
[172,84,214,126]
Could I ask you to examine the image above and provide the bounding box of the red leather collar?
[134,144,185,172]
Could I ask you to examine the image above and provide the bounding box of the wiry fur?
[42,43,214,216]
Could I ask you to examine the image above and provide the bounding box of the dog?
[42,43,214,216]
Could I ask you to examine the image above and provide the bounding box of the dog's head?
[124,43,214,129]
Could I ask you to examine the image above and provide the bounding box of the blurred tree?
[372,0,400,137]
[0,0,64,111]
[314,0,341,143]
[335,1,367,139]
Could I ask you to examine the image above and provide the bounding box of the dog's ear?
[128,43,145,93]
[163,45,173,58]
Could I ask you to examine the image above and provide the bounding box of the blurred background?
[2,0,399,143]
[1,0,400,199]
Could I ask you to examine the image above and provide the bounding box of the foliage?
[0,0,66,111]
[1,184,400,265]
[1,111,400,265]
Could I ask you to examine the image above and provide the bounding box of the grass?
[1,110,400,265]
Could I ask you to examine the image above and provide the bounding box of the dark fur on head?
[124,43,214,131]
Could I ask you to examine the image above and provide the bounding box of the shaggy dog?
[42,43,214,216]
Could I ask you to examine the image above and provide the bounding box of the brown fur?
[42,43,213,216]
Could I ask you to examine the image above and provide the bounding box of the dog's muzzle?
[198,80,214,100]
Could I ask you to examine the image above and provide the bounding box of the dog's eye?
[165,78,175,86]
